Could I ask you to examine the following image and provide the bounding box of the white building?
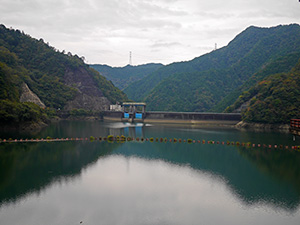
[109,104,122,111]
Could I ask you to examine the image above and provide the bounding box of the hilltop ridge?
[89,63,163,90]
[121,24,300,114]
[0,24,127,128]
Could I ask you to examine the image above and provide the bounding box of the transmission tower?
[129,51,132,65]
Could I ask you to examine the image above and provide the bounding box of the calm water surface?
[1,120,300,225]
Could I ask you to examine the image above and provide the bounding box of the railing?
[290,119,300,129]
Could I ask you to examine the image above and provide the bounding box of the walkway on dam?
[104,110,241,124]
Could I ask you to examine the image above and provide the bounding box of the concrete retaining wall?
[104,111,123,118]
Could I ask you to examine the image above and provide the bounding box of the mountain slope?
[219,51,300,113]
[124,25,292,102]
[132,24,300,112]
[90,63,163,90]
[237,59,300,124]
[0,24,127,125]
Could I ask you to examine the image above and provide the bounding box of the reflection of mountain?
[238,147,300,200]
[112,142,300,211]
[2,120,300,213]
[0,141,118,205]
[38,120,111,139]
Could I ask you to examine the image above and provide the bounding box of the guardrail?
[290,119,300,136]
[291,119,300,129]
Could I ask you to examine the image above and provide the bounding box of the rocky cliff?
[0,24,127,127]
[63,67,111,111]
[20,83,46,108]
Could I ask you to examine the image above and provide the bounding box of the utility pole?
[215,43,217,51]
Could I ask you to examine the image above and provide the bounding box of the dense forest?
[123,24,300,115]
[226,58,300,124]
[214,51,300,112]
[0,24,127,126]
[90,63,163,90]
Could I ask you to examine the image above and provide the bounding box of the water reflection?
[238,147,300,208]
[1,121,300,225]
[1,155,300,225]
[0,141,118,205]
[112,141,300,212]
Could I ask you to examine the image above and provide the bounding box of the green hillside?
[0,24,127,126]
[90,63,163,90]
[124,25,288,101]
[232,59,300,124]
[126,24,300,112]
[124,41,247,101]
[221,52,300,113]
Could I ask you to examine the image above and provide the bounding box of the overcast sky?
[1,0,300,66]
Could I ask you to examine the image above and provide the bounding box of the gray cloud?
[150,41,183,48]
[0,0,300,66]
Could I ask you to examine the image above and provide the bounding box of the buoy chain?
[0,136,299,151]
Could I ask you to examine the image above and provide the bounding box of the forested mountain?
[226,58,300,124]
[215,51,300,112]
[125,24,300,112]
[90,63,163,90]
[0,24,127,126]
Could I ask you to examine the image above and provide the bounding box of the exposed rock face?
[64,93,110,111]
[63,67,111,111]
[20,83,46,108]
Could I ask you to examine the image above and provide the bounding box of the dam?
[104,111,241,125]
[104,102,241,125]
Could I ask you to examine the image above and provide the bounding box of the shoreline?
[0,117,291,134]
[0,121,48,133]
[104,116,239,127]
[235,121,290,132]
[104,116,291,131]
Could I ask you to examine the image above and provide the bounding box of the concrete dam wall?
[104,111,241,125]
[145,111,241,121]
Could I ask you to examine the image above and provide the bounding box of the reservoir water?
[1,120,300,225]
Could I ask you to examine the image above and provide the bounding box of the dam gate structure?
[122,102,146,122]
